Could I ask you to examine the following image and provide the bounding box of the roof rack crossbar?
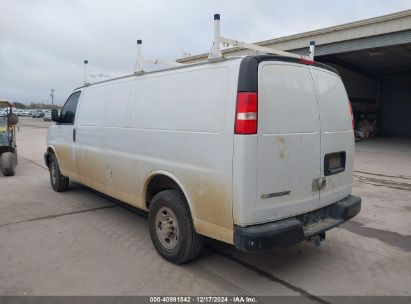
[208,13,313,61]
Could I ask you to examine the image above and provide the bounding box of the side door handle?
[73,128,76,142]
[312,177,326,191]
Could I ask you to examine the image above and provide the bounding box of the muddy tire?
[148,189,203,264]
[49,153,69,192]
[0,152,16,176]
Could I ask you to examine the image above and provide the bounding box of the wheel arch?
[144,170,194,214]
[45,145,59,168]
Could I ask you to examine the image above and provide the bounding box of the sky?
[1,0,411,105]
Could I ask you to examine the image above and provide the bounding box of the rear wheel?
[148,189,203,264]
[49,153,69,192]
[0,152,16,176]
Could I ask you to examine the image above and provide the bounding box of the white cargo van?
[45,55,361,264]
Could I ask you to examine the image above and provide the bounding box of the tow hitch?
[308,232,326,246]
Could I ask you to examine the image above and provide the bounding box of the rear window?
[310,67,352,132]
[259,62,319,134]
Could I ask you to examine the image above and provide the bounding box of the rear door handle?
[73,128,76,142]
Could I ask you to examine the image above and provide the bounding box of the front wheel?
[148,189,203,264]
[49,153,69,192]
[0,152,16,176]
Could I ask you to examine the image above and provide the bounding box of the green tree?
[13,102,27,109]
[28,102,53,109]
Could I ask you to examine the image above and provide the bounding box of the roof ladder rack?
[134,40,184,74]
[208,14,315,62]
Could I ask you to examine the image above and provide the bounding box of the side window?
[60,91,81,124]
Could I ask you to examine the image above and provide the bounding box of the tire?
[148,189,203,264]
[0,152,16,176]
[49,153,69,192]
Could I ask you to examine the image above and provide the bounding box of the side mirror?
[51,109,59,122]
[8,113,19,125]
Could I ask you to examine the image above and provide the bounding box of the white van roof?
[74,55,338,92]
[74,56,245,91]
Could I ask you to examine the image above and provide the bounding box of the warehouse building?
[178,10,411,138]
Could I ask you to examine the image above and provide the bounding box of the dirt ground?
[0,117,410,300]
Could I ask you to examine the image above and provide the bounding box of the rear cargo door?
[256,62,321,223]
[309,67,354,208]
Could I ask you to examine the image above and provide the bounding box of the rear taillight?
[235,92,257,134]
[349,102,354,129]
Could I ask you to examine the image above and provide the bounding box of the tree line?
[13,102,61,109]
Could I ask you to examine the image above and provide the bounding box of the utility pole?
[50,89,54,107]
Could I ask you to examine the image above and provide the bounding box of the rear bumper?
[234,195,361,252]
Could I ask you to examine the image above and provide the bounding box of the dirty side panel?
[74,62,239,244]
